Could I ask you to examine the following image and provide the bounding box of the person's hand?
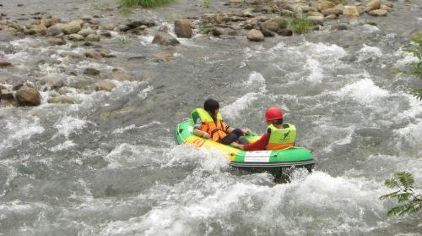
[230,142,244,149]
[241,128,251,134]
[203,133,211,139]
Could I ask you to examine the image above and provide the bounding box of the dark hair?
[273,119,283,125]
[204,98,220,113]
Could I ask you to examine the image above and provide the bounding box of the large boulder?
[15,87,41,106]
[260,17,289,33]
[29,24,47,35]
[47,24,65,36]
[174,19,192,38]
[78,28,95,37]
[246,29,264,42]
[366,0,381,12]
[152,32,180,46]
[343,6,360,17]
[63,20,83,34]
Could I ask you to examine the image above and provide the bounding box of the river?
[0,0,421,235]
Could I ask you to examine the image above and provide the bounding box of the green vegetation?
[202,0,212,8]
[115,36,132,46]
[404,32,422,99]
[380,172,422,216]
[119,0,174,8]
[288,17,312,34]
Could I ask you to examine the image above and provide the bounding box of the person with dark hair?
[191,98,250,146]
[231,106,297,151]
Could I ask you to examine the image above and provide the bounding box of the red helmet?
[265,106,284,121]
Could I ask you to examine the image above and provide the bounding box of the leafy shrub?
[380,172,422,216]
[288,17,312,34]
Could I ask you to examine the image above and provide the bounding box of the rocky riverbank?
[0,0,402,108]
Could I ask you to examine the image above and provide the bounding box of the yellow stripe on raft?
[183,135,242,161]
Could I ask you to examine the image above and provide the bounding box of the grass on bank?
[119,0,174,8]
[288,17,312,34]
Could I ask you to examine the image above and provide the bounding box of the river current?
[0,0,421,235]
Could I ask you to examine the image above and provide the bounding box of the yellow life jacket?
[266,124,296,150]
[191,108,228,142]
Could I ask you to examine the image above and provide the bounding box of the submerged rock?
[95,80,115,92]
[0,88,14,100]
[83,67,100,76]
[0,61,12,67]
[63,20,83,34]
[47,95,76,104]
[152,32,180,46]
[15,86,41,106]
[47,37,66,45]
[174,19,192,38]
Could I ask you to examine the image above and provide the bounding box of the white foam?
[242,71,266,92]
[357,44,383,62]
[0,117,45,152]
[49,140,77,152]
[220,92,260,120]
[295,42,347,60]
[164,145,229,172]
[394,49,419,69]
[99,171,387,235]
[105,143,166,169]
[361,24,380,33]
[53,116,88,139]
[112,121,162,134]
[303,57,323,83]
[336,79,389,105]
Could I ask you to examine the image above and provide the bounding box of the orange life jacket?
[191,108,228,142]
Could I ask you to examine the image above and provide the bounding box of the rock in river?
[152,32,180,46]
[247,29,264,42]
[174,19,192,38]
[15,86,41,106]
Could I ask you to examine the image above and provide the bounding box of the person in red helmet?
[231,106,297,151]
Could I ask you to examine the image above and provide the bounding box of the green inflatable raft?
[175,119,315,174]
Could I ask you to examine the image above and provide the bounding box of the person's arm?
[234,134,269,151]
[193,129,210,139]
[193,117,210,139]
[223,122,250,135]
